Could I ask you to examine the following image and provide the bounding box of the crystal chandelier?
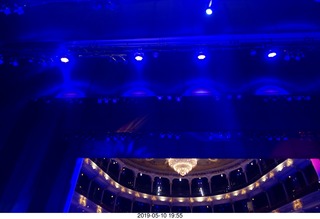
[167,158,198,176]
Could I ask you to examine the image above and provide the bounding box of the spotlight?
[206,0,213,15]
[206,8,213,15]
[60,57,69,63]
[267,51,277,58]
[197,53,206,60]
[0,56,3,65]
[134,53,144,61]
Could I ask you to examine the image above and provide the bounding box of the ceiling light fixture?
[167,158,198,176]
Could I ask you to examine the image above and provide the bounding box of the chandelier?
[167,158,198,176]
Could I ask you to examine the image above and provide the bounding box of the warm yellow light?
[216,195,222,200]
[233,191,239,196]
[196,197,205,202]
[207,197,212,202]
[96,206,102,213]
[248,185,254,190]
[99,169,104,176]
[287,159,293,166]
[269,172,274,178]
[104,173,109,180]
[255,182,260,187]
[151,196,156,201]
[276,164,283,172]
[293,199,303,210]
[121,187,125,192]
[79,195,86,207]
[167,158,198,176]
[159,197,167,202]
[135,193,140,198]
[261,175,267,182]
[84,158,89,164]
[91,162,97,169]
[178,198,184,203]
[241,189,246,195]
[225,194,230,199]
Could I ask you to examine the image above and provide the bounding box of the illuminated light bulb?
[206,8,213,15]
[60,57,69,63]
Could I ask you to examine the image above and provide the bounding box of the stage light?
[206,8,213,15]
[206,0,213,15]
[197,53,206,60]
[0,56,3,65]
[134,53,144,61]
[267,51,277,58]
[60,57,69,63]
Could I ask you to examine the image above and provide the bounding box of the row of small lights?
[0,48,304,67]
[83,158,294,204]
[79,194,103,213]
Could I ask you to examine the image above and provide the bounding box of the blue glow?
[198,54,206,60]
[268,52,277,58]
[206,8,213,15]
[11,60,19,67]
[63,158,83,212]
[192,89,211,96]
[123,86,155,97]
[135,55,143,61]
[255,86,289,95]
[56,90,85,98]
[60,57,69,63]
[4,7,11,15]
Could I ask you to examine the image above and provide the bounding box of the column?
[106,159,111,173]
[117,166,123,182]
[297,168,309,186]
[231,202,235,213]
[133,172,137,188]
[281,182,290,202]
[264,191,271,210]
[87,180,93,198]
[189,179,192,196]
[113,192,120,212]
[113,196,117,212]
[242,167,248,184]
[170,181,172,196]
[130,198,135,212]
[100,190,105,205]
[256,159,263,175]
[208,178,212,194]
[225,172,231,191]
[151,177,154,194]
